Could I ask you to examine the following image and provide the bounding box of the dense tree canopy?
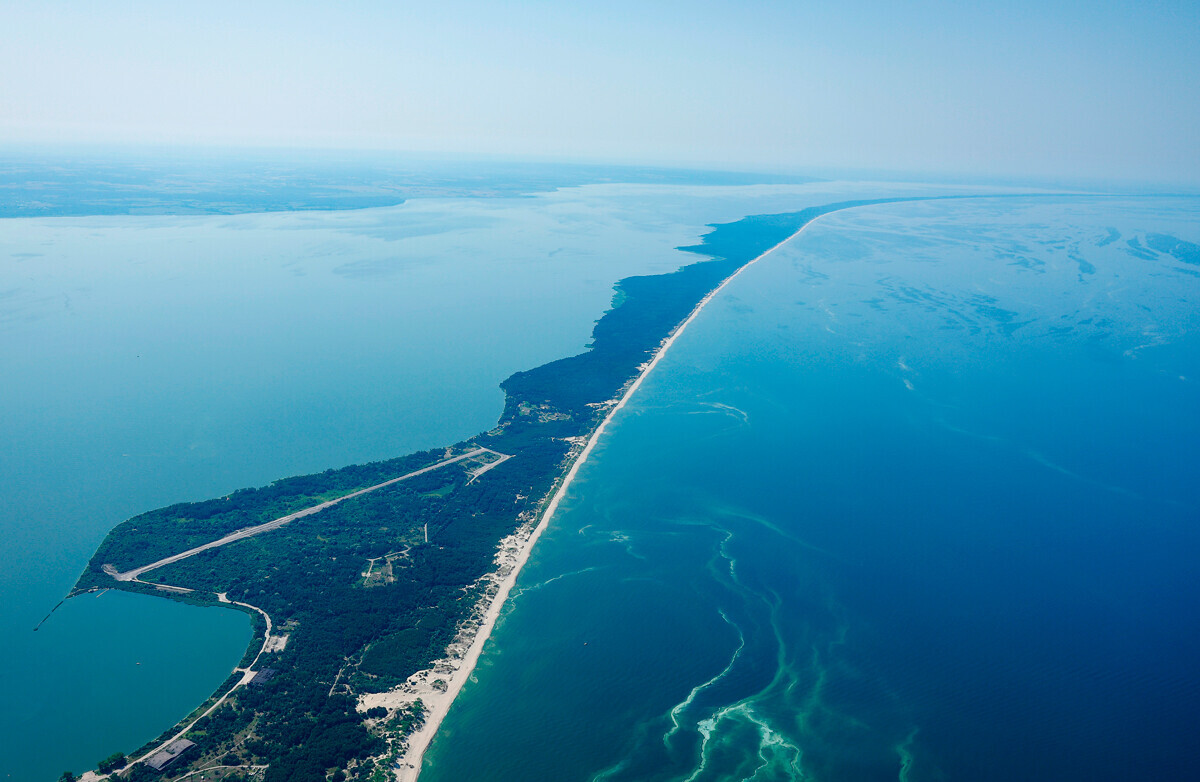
[73,208,863,780]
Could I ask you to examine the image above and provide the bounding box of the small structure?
[146,739,195,772]
[248,667,278,687]
[262,633,289,653]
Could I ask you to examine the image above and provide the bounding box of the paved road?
[92,447,511,777]
[108,447,505,582]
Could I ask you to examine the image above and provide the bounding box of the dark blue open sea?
[5,179,927,780]
[422,196,1200,781]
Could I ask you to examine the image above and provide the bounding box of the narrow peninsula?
[72,200,892,782]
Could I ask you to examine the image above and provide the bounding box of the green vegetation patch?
[73,207,862,782]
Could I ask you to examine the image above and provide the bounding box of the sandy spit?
[365,217,819,782]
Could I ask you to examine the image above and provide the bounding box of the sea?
[420,196,1200,781]
[3,170,1196,781]
[1,169,960,781]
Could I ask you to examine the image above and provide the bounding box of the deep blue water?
[423,197,1200,781]
[4,179,958,780]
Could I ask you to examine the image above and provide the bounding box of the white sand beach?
[362,218,819,782]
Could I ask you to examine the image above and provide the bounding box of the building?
[145,739,196,772]
[248,667,278,687]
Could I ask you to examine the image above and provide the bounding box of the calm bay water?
[423,197,1200,781]
[2,180,988,780]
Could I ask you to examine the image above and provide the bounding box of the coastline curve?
[393,204,840,781]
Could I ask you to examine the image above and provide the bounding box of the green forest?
[72,205,866,782]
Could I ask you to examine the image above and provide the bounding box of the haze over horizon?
[3,1,1199,185]
[5,5,1200,781]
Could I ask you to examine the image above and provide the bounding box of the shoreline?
[379,212,826,781]
[63,193,1046,779]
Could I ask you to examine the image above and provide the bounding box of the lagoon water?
[9,180,1191,781]
[2,180,979,780]
[422,197,1200,781]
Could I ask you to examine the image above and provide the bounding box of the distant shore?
[375,213,825,782]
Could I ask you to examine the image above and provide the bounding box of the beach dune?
[366,217,820,782]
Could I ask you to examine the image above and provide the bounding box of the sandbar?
[366,216,822,782]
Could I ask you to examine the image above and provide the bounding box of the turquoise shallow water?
[3,181,985,780]
[423,197,1200,781]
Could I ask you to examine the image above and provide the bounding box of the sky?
[3,0,1199,184]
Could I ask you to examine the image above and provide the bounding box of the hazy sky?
[4,1,1199,183]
